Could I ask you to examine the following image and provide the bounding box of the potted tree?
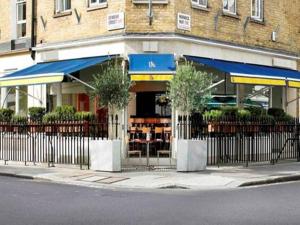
[168,62,212,172]
[89,61,131,172]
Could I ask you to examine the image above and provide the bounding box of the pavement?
[1,160,300,191]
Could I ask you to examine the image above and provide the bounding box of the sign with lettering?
[177,13,191,31]
[107,12,125,31]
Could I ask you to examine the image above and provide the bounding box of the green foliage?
[267,108,285,118]
[74,112,95,121]
[221,106,238,117]
[237,109,251,120]
[11,115,27,123]
[245,106,266,117]
[42,112,59,123]
[28,107,46,122]
[203,110,223,121]
[167,62,213,114]
[0,109,14,122]
[90,61,132,114]
[55,105,76,118]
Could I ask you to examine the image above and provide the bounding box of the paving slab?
[0,161,300,191]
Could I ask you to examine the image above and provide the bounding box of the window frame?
[16,0,26,39]
[251,0,263,21]
[223,0,237,15]
[55,0,71,14]
[191,0,208,8]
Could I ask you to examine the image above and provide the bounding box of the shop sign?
[107,12,125,31]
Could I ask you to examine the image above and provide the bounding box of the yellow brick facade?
[36,0,125,44]
[0,0,299,57]
[0,0,32,44]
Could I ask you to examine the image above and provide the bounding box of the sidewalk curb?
[239,175,300,187]
[0,172,34,180]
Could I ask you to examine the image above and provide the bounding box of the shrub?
[42,112,59,123]
[11,115,28,123]
[221,106,238,117]
[245,106,266,117]
[74,112,95,121]
[28,107,46,122]
[237,109,251,120]
[55,105,76,119]
[267,108,285,118]
[0,109,14,122]
[203,110,223,121]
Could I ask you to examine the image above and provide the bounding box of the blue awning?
[0,55,111,87]
[185,55,300,87]
[129,54,176,81]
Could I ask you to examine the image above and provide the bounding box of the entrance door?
[77,94,90,112]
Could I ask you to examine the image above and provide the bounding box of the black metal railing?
[177,115,300,166]
[0,118,110,169]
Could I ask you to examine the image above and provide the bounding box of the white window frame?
[223,0,236,15]
[251,0,263,21]
[191,0,208,8]
[88,0,107,8]
[16,0,26,39]
[55,0,71,14]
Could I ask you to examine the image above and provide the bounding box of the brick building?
[0,0,299,165]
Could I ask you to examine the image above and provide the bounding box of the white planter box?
[176,139,207,172]
[90,140,121,172]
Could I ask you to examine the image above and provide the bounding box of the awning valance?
[185,55,300,87]
[129,54,176,81]
[0,55,111,87]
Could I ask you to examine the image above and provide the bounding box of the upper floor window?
[89,0,107,8]
[223,0,236,14]
[251,0,263,21]
[55,0,71,13]
[16,0,26,38]
[191,0,208,8]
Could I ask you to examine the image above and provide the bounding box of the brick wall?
[173,0,300,55]
[36,0,125,45]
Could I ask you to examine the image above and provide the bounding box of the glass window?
[89,0,107,7]
[16,0,26,38]
[55,0,71,13]
[191,0,208,8]
[223,0,236,14]
[251,0,263,20]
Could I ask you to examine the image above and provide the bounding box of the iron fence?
[0,119,109,169]
[178,115,300,166]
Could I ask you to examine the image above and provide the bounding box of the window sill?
[87,3,108,12]
[222,11,240,20]
[250,17,265,25]
[191,4,210,12]
[53,11,72,18]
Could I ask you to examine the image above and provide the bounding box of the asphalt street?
[0,176,300,225]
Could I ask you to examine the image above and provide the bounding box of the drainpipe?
[148,0,153,25]
[30,0,36,60]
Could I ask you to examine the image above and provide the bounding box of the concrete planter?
[176,139,207,172]
[90,139,121,172]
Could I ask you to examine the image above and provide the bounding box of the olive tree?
[90,61,132,139]
[168,62,213,138]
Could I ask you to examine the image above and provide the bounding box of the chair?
[157,127,172,166]
[127,127,142,160]
[154,127,164,152]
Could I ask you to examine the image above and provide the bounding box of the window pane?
[17,2,26,21]
[228,0,235,13]
[17,23,26,38]
[65,0,71,10]
[223,0,228,10]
